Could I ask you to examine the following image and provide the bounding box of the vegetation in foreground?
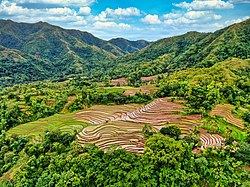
[1,130,250,187]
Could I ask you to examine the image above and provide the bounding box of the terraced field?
[8,113,89,137]
[199,129,225,149]
[74,104,143,125]
[110,75,159,86]
[210,104,245,129]
[76,98,202,153]
[123,85,158,96]
[111,77,127,86]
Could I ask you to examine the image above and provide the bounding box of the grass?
[93,86,135,94]
[201,116,247,141]
[7,113,91,137]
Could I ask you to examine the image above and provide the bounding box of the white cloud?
[224,16,250,25]
[163,10,222,25]
[185,11,221,20]
[13,0,95,7]
[163,12,182,19]
[95,7,141,21]
[78,7,91,15]
[141,14,161,24]
[229,0,250,3]
[174,0,234,10]
[93,21,131,29]
[0,1,87,26]
[164,17,196,25]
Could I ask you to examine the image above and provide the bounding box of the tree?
[160,126,181,139]
[234,142,250,163]
[142,124,154,138]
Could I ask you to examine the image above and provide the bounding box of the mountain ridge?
[0,18,249,87]
[110,18,250,79]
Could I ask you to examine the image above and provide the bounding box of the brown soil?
[111,77,127,86]
[76,97,203,153]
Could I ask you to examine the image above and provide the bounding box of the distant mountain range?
[0,19,149,86]
[112,18,250,78]
[0,18,249,87]
[0,20,150,58]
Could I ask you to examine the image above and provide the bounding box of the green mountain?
[0,20,120,78]
[112,19,250,78]
[157,58,250,110]
[0,20,125,57]
[0,20,152,86]
[0,46,55,87]
[109,38,150,53]
[0,19,249,87]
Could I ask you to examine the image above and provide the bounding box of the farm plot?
[111,77,127,86]
[74,104,143,125]
[141,75,158,82]
[8,113,89,137]
[199,129,225,149]
[76,98,202,153]
[123,85,158,96]
[210,104,245,129]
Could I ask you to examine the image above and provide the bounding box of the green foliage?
[109,38,150,53]
[142,124,154,138]
[1,19,250,87]
[156,58,250,111]
[234,142,250,163]
[0,131,28,177]
[109,19,250,80]
[66,97,84,112]
[0,133,247,186]
[0,18,250,187]
[243,111,250,123]
[0,20,151,87]
[201,116,246,141]
[160,125,181,139]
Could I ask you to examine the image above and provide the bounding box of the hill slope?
[157,58,250,110]
[0,47,55,87]
[0,19,249,86]
[111,19,250,78]
[109,38,150,53]
[0,20,125,57]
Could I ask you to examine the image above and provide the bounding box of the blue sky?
[0,0,249,41]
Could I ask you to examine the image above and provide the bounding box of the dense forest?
[0,19,249,87]
[109,19,250,80]
[1,131,250,187]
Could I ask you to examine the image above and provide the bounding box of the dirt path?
[62,96,76,113]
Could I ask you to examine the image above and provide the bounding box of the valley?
[0,18,249,186]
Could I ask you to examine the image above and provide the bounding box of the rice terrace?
[74,97,226,153]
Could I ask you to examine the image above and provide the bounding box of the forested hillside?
[0,47,56,87]
[0,19,249,87]
[109,38,150,53]
[111,18,250,79]
[0,0,250,185]
[157,58,250,111]
[0,20,151,87]
[0,59,250,186]
[0,20,123,57]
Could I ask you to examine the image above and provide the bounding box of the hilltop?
[0,19,150,87]
[0,18,249,87]
[112,18,250,79]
